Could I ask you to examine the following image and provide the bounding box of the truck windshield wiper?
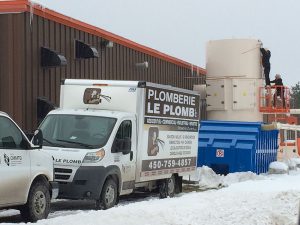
[43,138,65,147]
[55,139,95,149]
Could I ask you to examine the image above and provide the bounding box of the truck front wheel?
[96,179,118,210]
[20,182,50,222]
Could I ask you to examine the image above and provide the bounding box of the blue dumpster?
[198,120,279,174]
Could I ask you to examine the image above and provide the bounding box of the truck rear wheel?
[159,175,176,198]
[20,182,50,222]
[96,179,118,210]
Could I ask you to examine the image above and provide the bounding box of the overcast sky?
[35,0,300,86]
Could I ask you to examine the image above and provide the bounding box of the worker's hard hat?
[275,74,281,78]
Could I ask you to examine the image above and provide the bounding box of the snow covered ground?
[1,167,300,225]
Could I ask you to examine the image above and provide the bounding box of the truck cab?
[40,109,137,204]
[0,111,58,222]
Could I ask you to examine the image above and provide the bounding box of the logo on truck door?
[3,153,22,166]
[83,88,111,104]
[4,153,10,166]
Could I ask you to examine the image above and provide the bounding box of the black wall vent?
[41,47,67,67]
[75,40,99,59]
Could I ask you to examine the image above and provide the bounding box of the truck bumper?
[58,166,107,200]
[50,181,59,199]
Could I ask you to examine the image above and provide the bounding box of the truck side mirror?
[32,129,43,148]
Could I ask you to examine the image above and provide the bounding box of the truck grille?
[55,168,72,173]
[54,167,73,181]
[55,174,71,180]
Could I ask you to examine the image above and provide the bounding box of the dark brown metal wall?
[0,12,206,132]
[0,14,25,126]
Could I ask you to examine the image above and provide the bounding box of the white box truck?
[0,111,58,222]
[39,79,199,209]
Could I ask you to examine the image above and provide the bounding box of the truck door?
[0,116,31,205]
[112,118,136,192]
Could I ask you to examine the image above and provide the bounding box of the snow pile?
[197,166,225,190]
[269,161,289,174]
[222,171,263,186]
[276,158,300,171]
[291,158,300,167]
[188,166,263,190]
[286,159,297,170]
[0,210,19,218]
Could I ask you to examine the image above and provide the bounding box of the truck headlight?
[83,149,105,163]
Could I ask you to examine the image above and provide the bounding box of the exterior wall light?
[135,61,149,69]
[100,40,114,48]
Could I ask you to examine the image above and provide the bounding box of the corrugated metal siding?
[0,14,25,126]
[254,129,278,174]
[0,12,206,132]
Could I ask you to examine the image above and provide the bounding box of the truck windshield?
[39,114,117,149]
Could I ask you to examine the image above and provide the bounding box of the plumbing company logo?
[83,88,111,105]
[4,153,10,166]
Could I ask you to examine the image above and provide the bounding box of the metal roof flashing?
[0,0,206,75]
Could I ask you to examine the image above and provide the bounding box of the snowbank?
[269,161,289,174]
[16,173,300,224]
[1,168,300,225]
[196,166,225,190]
[291,158,300,167]
[186,166,263,190]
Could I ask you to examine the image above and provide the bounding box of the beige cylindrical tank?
[206,39,263,122]
[206,39,262,79]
